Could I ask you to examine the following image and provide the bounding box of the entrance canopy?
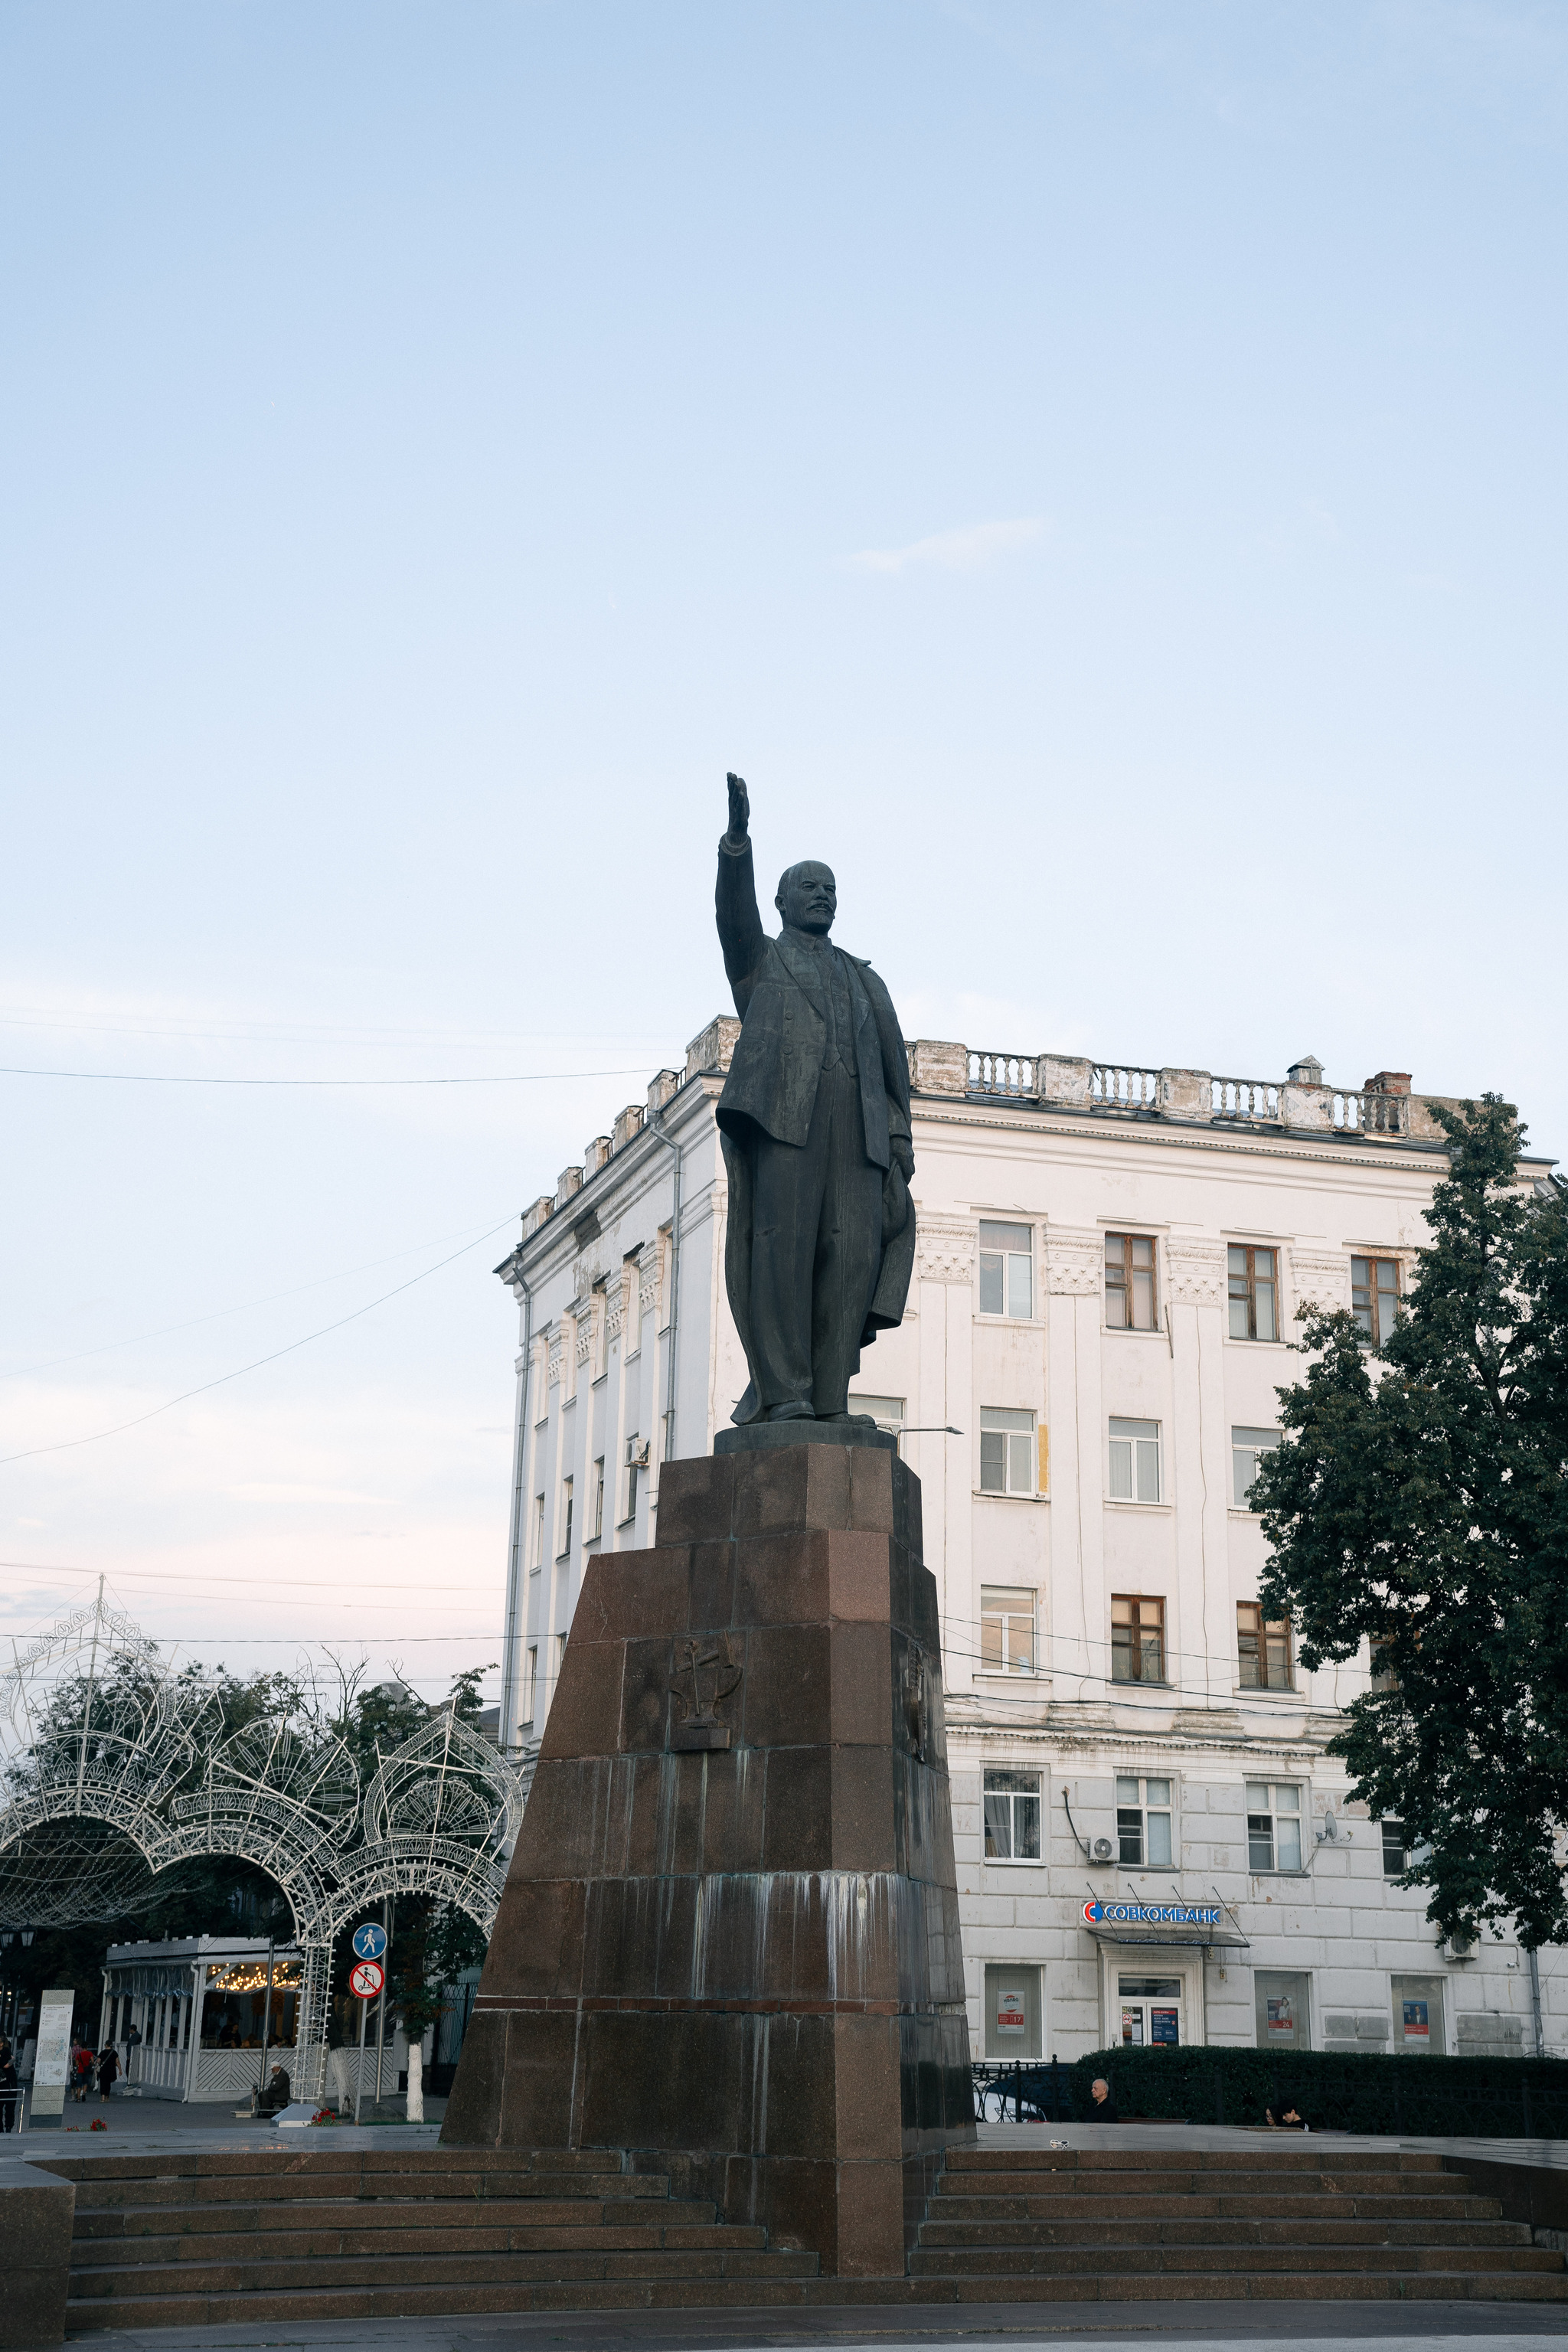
[1081,1896,1248,1951]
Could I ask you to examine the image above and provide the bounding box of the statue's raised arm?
[716,772,766,1008]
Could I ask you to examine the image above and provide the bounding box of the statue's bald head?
[776,861,837,937]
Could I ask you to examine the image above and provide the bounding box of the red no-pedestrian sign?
[349,1958,384,2000]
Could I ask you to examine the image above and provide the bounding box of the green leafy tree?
[1254,1095,1568,1947]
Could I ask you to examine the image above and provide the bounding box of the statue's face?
[776,861,837,935]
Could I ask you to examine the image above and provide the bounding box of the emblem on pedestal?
[669,1632,743,1751]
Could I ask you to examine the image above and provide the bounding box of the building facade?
[495,1022,1560,2065]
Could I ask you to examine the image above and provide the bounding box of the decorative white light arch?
[0,1585,524,2101]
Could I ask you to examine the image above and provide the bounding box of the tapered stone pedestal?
[443,1439,975,2275]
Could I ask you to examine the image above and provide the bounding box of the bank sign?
[1083,1899,1223,1928]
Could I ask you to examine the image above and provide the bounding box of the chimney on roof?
[1287,1056,1324,1085]
[1364,1070,1412,1096]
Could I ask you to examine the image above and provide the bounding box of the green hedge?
[988,2047,1568,2136]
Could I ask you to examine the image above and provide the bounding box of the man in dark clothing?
[1085,2076,1119,2121]
[255,2063,292,2118]
[714,773,915,1425]
[95,2044,120,2100]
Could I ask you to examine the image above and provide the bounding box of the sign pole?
[353,1982,368,2127]
[373,1898,390,2109]
[257,1936,274,2109]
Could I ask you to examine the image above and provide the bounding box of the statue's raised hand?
[725,772,750,844]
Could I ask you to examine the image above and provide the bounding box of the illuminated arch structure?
[0,1586,525,2102]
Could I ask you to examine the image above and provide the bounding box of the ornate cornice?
[915,1214,976,1285]
[1045,1224,1102,1296]
[1166,1236,1226,1307]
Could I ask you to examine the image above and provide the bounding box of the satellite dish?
[1091,1836,1114,1861]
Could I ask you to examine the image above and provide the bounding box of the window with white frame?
[558,1476,573,1560]
[1232,1426,1279,1508]
[591,1458,605,1541]
[624,1252,643,1354]
[982,1768,1041,1860]
[978,1220,1033,1318]
[1104,1233,1158,1331]
[981,1407,1036,1495]
[1116,1774,1173,1866]
[1381,1820,1409,1877]
[1109,1416,1161,1502]
[556,1632,568,1680]
[981,1586,1037,1674]
[848,1392,904,1437]
[1246,1781,1302,1872]
[532,1493,545,1570]
[523,1645,537,1726]
[622,1435,642,1524]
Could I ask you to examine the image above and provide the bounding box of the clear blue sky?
[4,2,1563,1695]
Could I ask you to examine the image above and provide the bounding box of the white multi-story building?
[495,1020,1560,2066]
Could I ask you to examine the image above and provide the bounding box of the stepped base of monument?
[34,2141,1568,2336]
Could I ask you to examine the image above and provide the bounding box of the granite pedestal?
[443,1438,975,2275]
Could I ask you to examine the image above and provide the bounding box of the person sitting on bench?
[254,2063,292,2118]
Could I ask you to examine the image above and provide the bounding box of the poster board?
[29,1988,75,2124]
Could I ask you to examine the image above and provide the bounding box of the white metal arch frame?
[0,1586,524,2102]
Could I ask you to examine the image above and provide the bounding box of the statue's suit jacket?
[714,837,916,1419]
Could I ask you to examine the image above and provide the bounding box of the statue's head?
[776,860,837,936]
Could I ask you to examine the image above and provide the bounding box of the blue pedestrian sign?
[351,1922,387,1962]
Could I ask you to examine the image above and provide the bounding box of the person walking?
[0,2039,18,2133]
[70,2035,93,2104]
[96,2042,120,2101]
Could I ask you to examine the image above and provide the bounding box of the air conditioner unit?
[632,1442,651,1468]
[1091,1836,1114,1862]
[1444,1932,1478,1961]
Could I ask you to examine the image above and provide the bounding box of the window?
[848,1392,904,1437]
[1109,1416,1161,1502]
[556,1632,568,1679]
[982,1768,1041,1860]
[981,1586,1037,1674]
[1381,1821,1408,1877]
[1352,1255,1401,1347]
[1228,1244,1278,1341]
[591,1458,605,1541]
[978,1220,1033,1318]
[1232,1426,1279,1508]
[1111,1596,1165,1683]
[523,1645,537,1726]
[558,1476,573,1559]
[981,1407,1036,1496]
[1116,1773,1173,1866]
[1237,1603,1293,1690]
[622,1434,642,1523]
[532,1493,545,1570]
[1246,1781,1302,1872]
[1105,1233,1157,1331]
[984,1962,1042,2059]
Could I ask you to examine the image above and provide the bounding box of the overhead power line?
[0,1209,521,1381]
[0,1218,518,1468]
[0,1063,655,1087]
